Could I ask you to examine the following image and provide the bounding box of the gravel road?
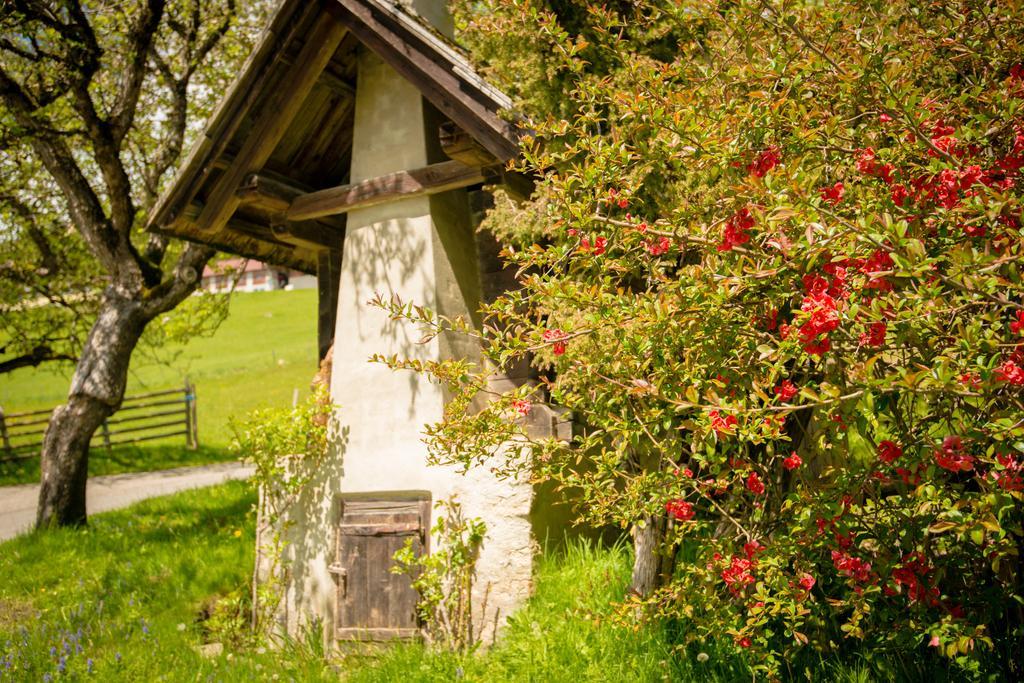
[0,462,254,542]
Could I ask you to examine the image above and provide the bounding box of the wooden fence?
[0,380,198,462]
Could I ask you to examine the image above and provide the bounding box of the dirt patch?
[0,597,36,631]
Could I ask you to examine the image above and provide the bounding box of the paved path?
[0,462,254,542]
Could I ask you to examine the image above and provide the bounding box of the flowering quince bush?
[375,0,1024,677]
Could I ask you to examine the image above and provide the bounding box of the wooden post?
[100,420,112,453]
[317,248,342,362]
[184,379,199,450]
[0,407,10,458]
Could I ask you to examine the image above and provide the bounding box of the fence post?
[100,420,112,452]
[0,407,10,458]
[184,378,198,450]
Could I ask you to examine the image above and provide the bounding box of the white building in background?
[200,258,297,293]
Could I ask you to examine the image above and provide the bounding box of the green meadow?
[0,289,320,484]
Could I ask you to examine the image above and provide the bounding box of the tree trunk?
[36,290,147,528]
[630,515,673,597]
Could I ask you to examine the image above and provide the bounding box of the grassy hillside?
[0,290,319,482]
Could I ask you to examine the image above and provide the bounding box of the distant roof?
[147,0,520,274]
[201,258,283,278]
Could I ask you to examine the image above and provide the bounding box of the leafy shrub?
[379,0,1024,676]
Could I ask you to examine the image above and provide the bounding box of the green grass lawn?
[0,289,320,484]
[0,482,959,682]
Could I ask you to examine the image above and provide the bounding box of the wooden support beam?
[193,14,348,235]
[236,172,303,214]
[439,121,499,167]
[317,249,342,361]
[287,160,487,222]
[269,221,342,252]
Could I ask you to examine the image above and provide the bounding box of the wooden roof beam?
[193,13,348,236]
[287,160,490,222]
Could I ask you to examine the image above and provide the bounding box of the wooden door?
[330,494,430,641]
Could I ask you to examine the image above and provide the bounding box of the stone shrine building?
[149,0,569,646]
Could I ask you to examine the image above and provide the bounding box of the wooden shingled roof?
[147,0,521,273]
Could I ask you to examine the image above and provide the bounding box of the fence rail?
[0,380,198,462]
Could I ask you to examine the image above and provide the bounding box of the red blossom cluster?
[510,399,532,417]
[995,359,1024,385]
[819,181,844,205]
[797,288,840,356]
[856,147,895,183]
[798,573,816,591]
[709,410,738,435]
[860,321,887,347]
[831,550,872,582]
[889,553,939,605]
[773,379,798,401]
[934,435,974,472]
[542,328,569,356]
[783,452,803,470]
[746,146,781,177]
[579,235,607,255]
[745,472,765,495]
[717,206,755,252]
[1011,310,1024,336]
[605,187,629,209]
[991,453,1024,491]
[722,555,756,595]
[877,440,903,464]
[645,236,671,256]
[665,498,695,521]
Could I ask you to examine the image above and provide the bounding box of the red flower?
[747,146,781,177]
[1010,310,1024,336]
[879,112,894,123]
[861,249,894,291]
[877,440,903,464]
[722,555,756,594]
[934,435,974,472]
[798,290,840,356]
[579,235,608,255]
[856,147,877,174]
[992,453,1024,491]
[743,540,764,559]
[774,379,798,402]
[819,181,844,205]
[665,499,695,521]
[717,207,755,252]
[859,321,887,347]
[995,360,1024,385]
[746,472,765,495]
[783,452,803,470]
[798,573,816,591]
[737,637,752,648]
[674,467,694,478]
[646,236,671,256]
[959,372,981,389]
[708,410,738,435]
[542,328,569,356]
[710,411,737,434]
[510,399,532,417]
[831,550,872,582]
[890,183,910,207]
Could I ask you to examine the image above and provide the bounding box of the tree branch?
[110,0,166,142]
